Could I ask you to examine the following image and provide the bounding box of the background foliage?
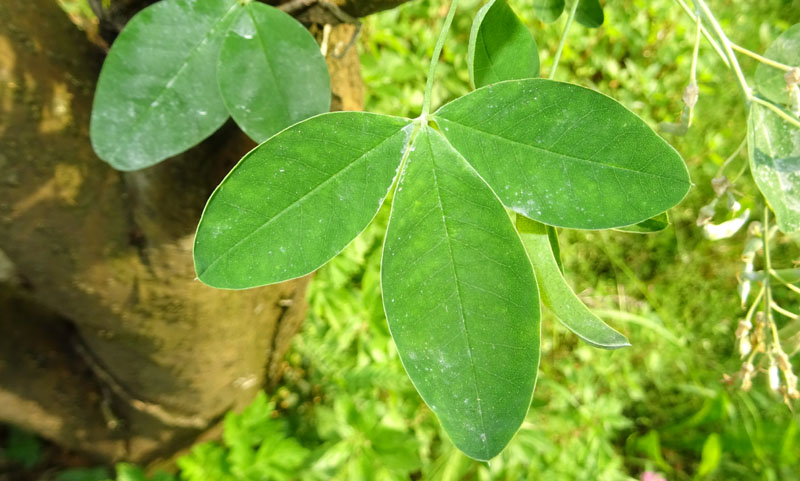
[3,0,800,479]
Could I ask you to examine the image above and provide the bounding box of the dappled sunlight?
[0,35,15,136]
[39,81,74,134]
[9,164,83,220]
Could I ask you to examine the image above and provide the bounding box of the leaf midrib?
[247,5,290,122]
[114,0,242,158]
[434,116,687,184]
[425,130,490,459]
[478,28,502,83]
[198,123,409,277]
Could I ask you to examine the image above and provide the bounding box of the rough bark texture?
[0,0,383,464]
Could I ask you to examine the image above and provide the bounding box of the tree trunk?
[0,0,387,464]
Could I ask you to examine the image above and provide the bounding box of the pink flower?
[641,472,666,481]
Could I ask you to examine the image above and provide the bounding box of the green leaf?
[697,433,722,477]
[632,430,671,472]
[115,464,149,481]
[194,112,412,288]
[5,427,43,468]
[575,0,604,29]
[516,215,629,349]
[614,212,670,233]
[748,102,800,233]
[546,225,563,272]
[754,24,800,105]
[217,2,330,143]
[382,127,540,461]
[177,443,234,481]
[468,0,539,89]
[55,467,112,481]
[116,464,175,481]
[779,420,799,465]
[434,79,690,229]
[91,0,243,170]
[532,0,565,23]
[223,393,309,481]
[743,268,800,284]
[370,426,422,472]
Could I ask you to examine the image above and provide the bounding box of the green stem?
[763,206,772,294]
[692,0,751,99]
[674,0,730,68]
[771,270,800,295]
[690,11,700,83]
[730,43,794,72]
[421,0,460,117]
[772,303,799,320]
[682,8,702,127]
[762,207,782,346]
[549,0,579,80]
[744,285,766,326]
[715,137,747,178]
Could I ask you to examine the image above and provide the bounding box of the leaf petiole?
[691,0,751,99]
[730,43,795,72]
[548,0,579,80]
[673,0,730,68]
[421,0,460,117]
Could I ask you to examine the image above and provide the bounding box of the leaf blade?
[517,215,629,349]
[195,112,412,288]
[434,79,691,229]
[532,0,565,23]
[614,212,670,233]
[91,0,242,170]
[382,127,540,461]
[754,24,800,106]
[218,2,331,143]
[468,0,539,89]
[547,225,563,272]
[748,102,800,233]
[575,0,604,29]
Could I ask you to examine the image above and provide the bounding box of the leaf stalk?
[422,0,460,117]
[549,0,580,80]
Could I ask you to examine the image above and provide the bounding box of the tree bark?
[0,0,385,464]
